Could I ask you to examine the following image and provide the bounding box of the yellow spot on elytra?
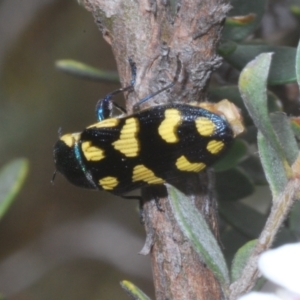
[195,117,215,136]
[198,100,244,137]
[87,118,119,129]
[175,155,206,172]
[158,109,181,143]
[132,165,165,184]
[113,118,140,157]
[60,133,80,147]
[81,141,105,161]
[99,176,119,190]
[206,140,225,154]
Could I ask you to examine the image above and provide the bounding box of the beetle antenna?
[134,57,182,109]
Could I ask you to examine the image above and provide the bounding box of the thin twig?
[229,177,300,300]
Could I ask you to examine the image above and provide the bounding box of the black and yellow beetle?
[53,61,243,196]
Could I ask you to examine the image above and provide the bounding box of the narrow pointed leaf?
[0,159,29,220]
[222,0,267,41]
[239,53,288,168]
[217,41,237,56]
[167,185,230,286]
[120,280,151,300]
[231,240,257,282]
[270,113,299,165]
[257,131,288,197]
[226,14,256,26]
[55,59,119,82]
[223,45,297,85]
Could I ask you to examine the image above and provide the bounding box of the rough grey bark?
[82,1,230,299]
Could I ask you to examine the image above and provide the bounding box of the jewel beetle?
[53,61,243,195]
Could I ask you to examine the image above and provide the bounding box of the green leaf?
[222,0,267,41]
[216,168,254,201]
[257,131,288,197]
[223,44,297,85]
[213,139,248,172]
[120,280,152,300]
[270,113,299,165]
[219,202,266,238]
[55,59,120,82]
[231,240,257,282]
[217,40,238,56]
[238,53,287,165]
[0,159,29,220]
[167,185,230,286]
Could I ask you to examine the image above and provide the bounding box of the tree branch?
[82,1,230,299]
